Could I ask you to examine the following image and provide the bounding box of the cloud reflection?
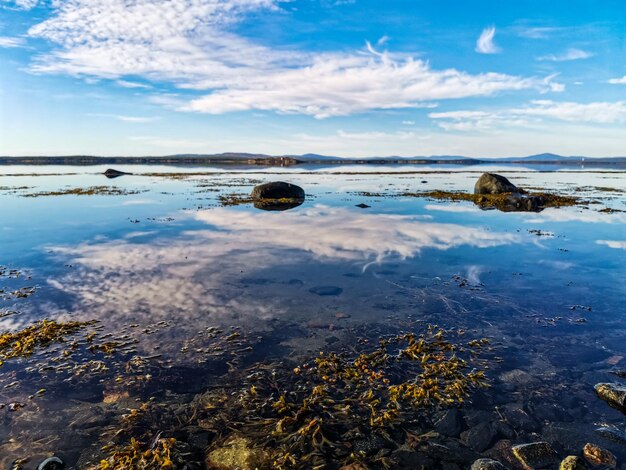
[46,206,522,324]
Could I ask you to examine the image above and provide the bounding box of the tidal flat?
[0,164,625,469]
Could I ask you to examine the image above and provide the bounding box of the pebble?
[471,458,508,469]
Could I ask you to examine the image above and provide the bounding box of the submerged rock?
[559,455,587,470]
[474,173,519,195]
[36,457,64,470]
[309,286,343,296]
[250,181,305,200]
[582,443,617,468]
[205,436,271,470]
[595,383,626,411]
[471,458,508,470]
[595,426,626,444]
[103,168,130,178]
[511,441,559,469]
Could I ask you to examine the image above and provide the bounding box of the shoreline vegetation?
[1,154,626,167]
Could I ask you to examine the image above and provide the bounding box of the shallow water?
[1,164,625,469]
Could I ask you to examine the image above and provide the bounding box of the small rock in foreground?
[559,455,587,470]
[471,458,508,469]
[582,443,617,468]
[511,441,559,469]
[205,436,271,470]
[594,383,626,411]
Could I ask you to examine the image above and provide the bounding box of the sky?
[0,0,625,157]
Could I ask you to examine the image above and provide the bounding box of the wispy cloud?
[430,100,626,131]
[608,76,626,85]
[475,26,500,54]
[0,36,25,48]
[537,48,593,62]
[116,80,152,89]
[24,1,560,118]
[517,26,564,39]
[116,115,160,123]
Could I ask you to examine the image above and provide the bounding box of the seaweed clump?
[405,190,579,212]
[224,326,490,468]
[23,186,143,197]
[98,437,189,470]
[0,319,95,366]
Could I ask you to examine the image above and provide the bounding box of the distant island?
[1,152,625,166]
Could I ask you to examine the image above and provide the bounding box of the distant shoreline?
[0,155,625,167]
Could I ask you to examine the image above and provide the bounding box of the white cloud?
[182,55,558,118]
[597,240,626,250]
[537,48,593,62]
[430,100,626,131]
[0,36,25,48]
[1,0,37,9]
[608,76,626,85]
[25,1,560,118]
[337,130,417,140]
[402,120,415,125]
[46,205,521,324]
[517,26,563,39]
[475,26,500,54]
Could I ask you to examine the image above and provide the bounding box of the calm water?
[1,165,625,469]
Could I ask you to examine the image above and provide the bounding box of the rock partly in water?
[205,436,271,470]
[594,383,626,412]
[582,443,617,468]
[250,181,305,211]
[559,455,588,470]
[474,173,519,195]
[103,168,130,178]
[250,181,305,200]
[471,458,508,469]
[511,442,560,469]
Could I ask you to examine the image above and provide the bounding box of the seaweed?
[22,187,143,197]
[0,319,95,366]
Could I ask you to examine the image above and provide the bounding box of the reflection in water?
[597,239,626,250]
[46,206,522,325]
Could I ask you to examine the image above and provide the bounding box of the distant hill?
[0,153,625,166]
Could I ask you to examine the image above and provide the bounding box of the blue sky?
[0,0,625,157]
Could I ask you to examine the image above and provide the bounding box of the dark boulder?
[250,182,305,200]
[104,168,131,179]
[474,173,519,195]
[250,181,305,211]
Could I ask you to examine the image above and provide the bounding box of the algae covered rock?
[582,443,617,468]
[511,441,559,468]
[594,383,626,411]
[560,455,587,470]
[474,173,519,195]
[205,435,272,470]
